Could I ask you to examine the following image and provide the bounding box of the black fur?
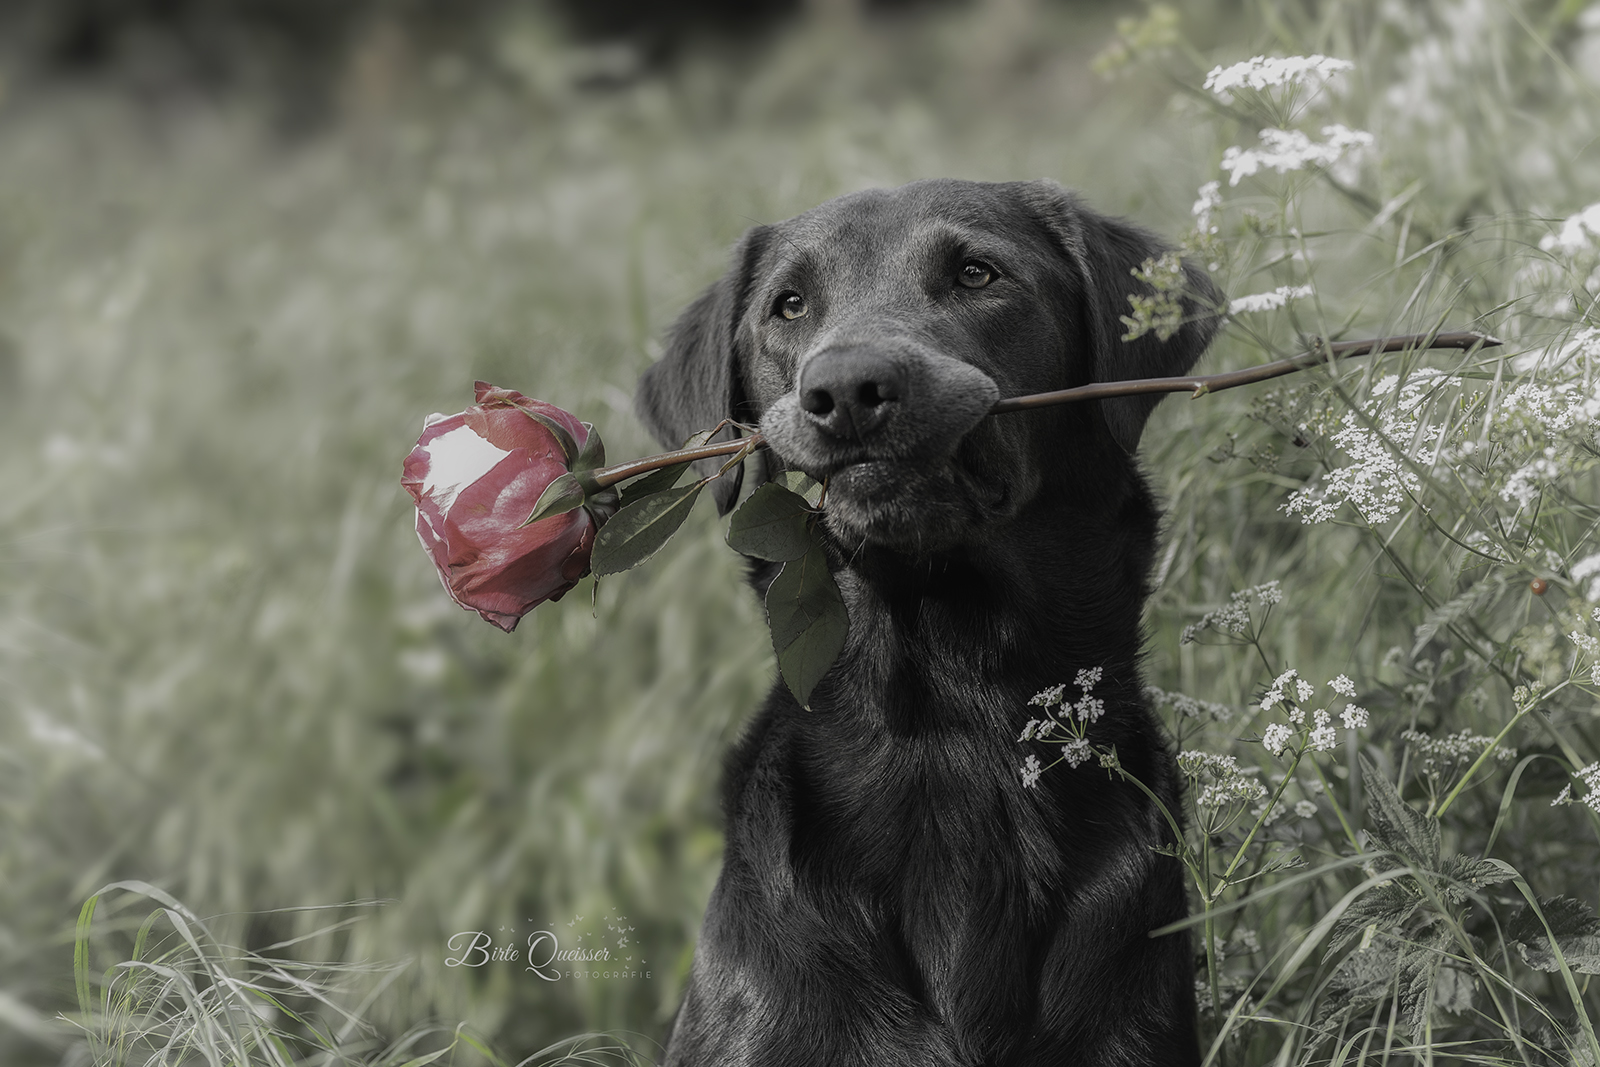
[635,179,1222,1066]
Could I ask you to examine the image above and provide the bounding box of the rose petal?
[416,423,514,516]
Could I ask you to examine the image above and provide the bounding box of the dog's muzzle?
[762,340,1000,478]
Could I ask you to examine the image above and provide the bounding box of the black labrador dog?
[635,178,1220,1066]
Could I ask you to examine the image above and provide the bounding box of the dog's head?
[636,179,1221,554]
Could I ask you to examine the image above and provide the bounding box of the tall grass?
[2,0,1598,1064]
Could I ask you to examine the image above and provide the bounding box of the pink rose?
[402,382,608,633]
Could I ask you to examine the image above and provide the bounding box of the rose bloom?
[402,383,598,632]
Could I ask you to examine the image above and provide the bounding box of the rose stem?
[988,330,1500,414]
[589,330,1502,485]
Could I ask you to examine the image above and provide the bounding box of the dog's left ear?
[635,226,772,515]
[1021,180,1224,453]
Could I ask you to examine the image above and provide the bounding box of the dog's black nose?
[797,349,905,442]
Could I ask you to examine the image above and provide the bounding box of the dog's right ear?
[1019,180,1223,454]
[635,226,771,516]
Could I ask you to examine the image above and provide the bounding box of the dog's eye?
[957,260,996,289]
[775,292,808,320]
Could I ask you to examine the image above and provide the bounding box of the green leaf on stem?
[591,480,705,576]
[524,472,586,526]
[779,469,824,506]
[1511,896,1600,974]
[766,539,847,708]
[727,483,813,562]
[1360,755,1440,869]
[619,460,692,508]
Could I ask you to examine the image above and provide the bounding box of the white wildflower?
[1181,751,1268,809]
[1502,454,1562,507]
[1029,684,1066,707]
[1282,411,1422,524]
[1178,751,1234,775]
[1251,797,1283,825]
[1572,631,1600,656]
[1018,719,1042,742]
[1574,553,1600,602]
[1228,284,1313,314]
[1553,784,1573,807]
[1309,709,1337,751]
[1262,722,1293,755]
[1192,180,1222,235]
[1146,686,1236,722]
[1340,705,1369,729]
[1403,729,1516,780]
[1074,694,1107,723]
[1329,674,1357,697]
[1184,583,1283,643]
[1576,762,1600,813]
[1061,738,1093,768]
[1294,800,1318,818]
[1295,679,1316,703]
[1539,203,1600,256]
[1219,125,1375,187]
[1261,668,1300,709]
[1075,667,1104,691]
[1021,754,1043,788]
[1203,54,1354,99]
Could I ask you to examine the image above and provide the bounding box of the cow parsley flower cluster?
[1177,751,1268,812]
[1020,753,1043,788]
[1281,409,1424,524]
[1540,202,1600,256]
[1516,208,1600,316]
[1553,762,1600,812]
[1258,671,1370,756]
[1145,685,1235,723]
[1018,668,1111,786]
[1571,625,1600,686]
[1059,737,1094,769]
[1192,180,1223,236]
[1228,285,1313,315]
[1402,728,1516,787]
[1260,668,1316,714]
[1203,54,1354,100]
[1575,554,1600,602]
[1181,581,1282,643]
[1282,339,1600,527]
[1219,125,1374,187]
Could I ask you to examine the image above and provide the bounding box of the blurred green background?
[1,0,1596,1063]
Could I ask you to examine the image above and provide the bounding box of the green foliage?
[764,539,848,709]
[590,481,706,576]
[724,483,813,563]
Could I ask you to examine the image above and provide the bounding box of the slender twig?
[988,330,1500,414]
[590,434,769,488]
[589,330,1501,486]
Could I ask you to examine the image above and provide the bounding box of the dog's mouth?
[797,452,1011,553]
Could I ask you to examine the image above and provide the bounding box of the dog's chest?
[794,717,1041,987]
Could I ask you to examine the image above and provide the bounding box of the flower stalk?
[588,330,1501,486]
